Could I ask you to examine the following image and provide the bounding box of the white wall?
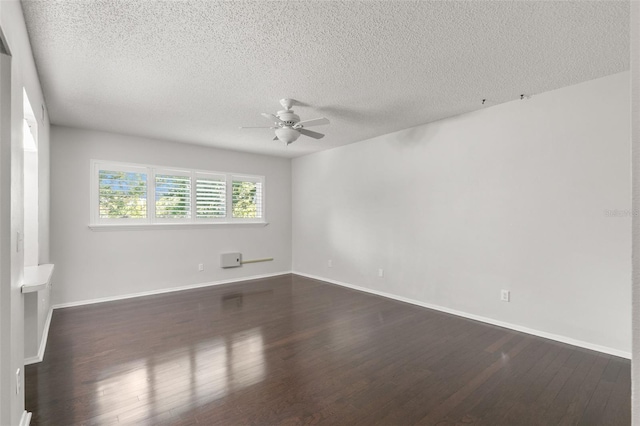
[51,126,291,305]
[293,71,631,356]
[0,0,50,424]
[23,151,37,266]
[0,40,12,426]
[630,2,639,423]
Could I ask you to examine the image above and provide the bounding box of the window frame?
[90,160,266,229]
[91,161,151,225]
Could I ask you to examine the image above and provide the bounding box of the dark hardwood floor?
[26,274,630,425]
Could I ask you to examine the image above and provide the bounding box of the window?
[97,166,148,221]
[91,161,264,226]
[155,171,191,220]
[232,177,263,219]
[196,174,226,219]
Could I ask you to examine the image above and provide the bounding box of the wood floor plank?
[25,274,630,425]
[557,355,611,425]
[599,359,632,425]
[442,339,561,425]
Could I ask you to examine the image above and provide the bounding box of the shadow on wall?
[386,120,443,149]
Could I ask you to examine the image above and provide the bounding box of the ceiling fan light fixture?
[275,127,301,144]
[241,99,329,145]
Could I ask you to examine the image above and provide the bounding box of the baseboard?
[292,271,631,360]
[52,271,293,310]
[19,410,32,426]
[24,306,53,365]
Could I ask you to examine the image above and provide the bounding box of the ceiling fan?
[240,99,329,145]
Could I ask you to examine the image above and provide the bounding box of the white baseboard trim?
[293,271,631,360]
[19,410,32,426]
[52,271,293,310]
[24,306,54,365]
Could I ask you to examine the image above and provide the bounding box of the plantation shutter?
[92,160,265,226]
[196,174,226,219]
[98,168,148,219]
[232,177,263,219]
[155,171,192,219]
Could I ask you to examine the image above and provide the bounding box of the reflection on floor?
[93,327,264,423]
[26,274,630,425]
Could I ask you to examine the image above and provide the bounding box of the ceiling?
[21,1,630,158]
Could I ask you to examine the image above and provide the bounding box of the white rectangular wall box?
[221,253,241,268]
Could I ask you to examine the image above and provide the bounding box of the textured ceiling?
[21,1,629,158]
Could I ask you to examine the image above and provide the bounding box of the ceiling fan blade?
[298,128,325,139]
[296,117,329,128]
[261,113,284,124]
[240,126,277,129]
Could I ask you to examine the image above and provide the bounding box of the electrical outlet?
[501,290,510,302]
[328,259,332,268]
[16,368,20,395]
[198,263,204,272]
[378,268,384,278]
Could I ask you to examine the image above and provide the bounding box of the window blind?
[155,173,191,219]
[92,160,265,225]
[98,170,147,219]
[196,177,226,218]
[232,180,263,219]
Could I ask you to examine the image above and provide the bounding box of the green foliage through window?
[155,174,191,219]
[94,162,264,223]
[232,181,262,218]
[99,170,147,219]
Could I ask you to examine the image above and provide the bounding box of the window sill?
[88,222,269,231]
[22,264,55,293]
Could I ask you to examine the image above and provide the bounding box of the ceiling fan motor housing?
[277,110,300,127]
